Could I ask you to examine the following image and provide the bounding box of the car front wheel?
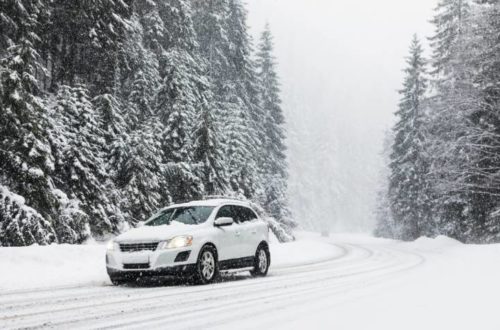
[194,245,219,284]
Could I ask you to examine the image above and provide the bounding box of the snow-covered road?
[0,236,426,330]
[2,233,500,329]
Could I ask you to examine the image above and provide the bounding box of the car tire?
[194,245,219,284]
[250,244,270,277]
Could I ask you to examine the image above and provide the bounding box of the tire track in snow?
[0,244,353,325]
[0,242,425,330]
[96,246,425,330]
[0,244,350,313]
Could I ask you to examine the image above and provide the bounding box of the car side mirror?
[137,221,145,228]
[214,217,234,227]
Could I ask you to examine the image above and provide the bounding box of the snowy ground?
[0,232,499,329]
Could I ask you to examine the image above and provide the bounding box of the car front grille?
[119,242,159,253]
[123,263,150,270]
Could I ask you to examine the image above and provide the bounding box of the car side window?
[232,206,246,223]
[233,206,256,223]
[245,208,258,222]
[216,205,234,220]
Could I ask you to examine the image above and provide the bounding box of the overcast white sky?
[247,0,438,232]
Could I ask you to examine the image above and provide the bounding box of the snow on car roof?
[160,199,250,210]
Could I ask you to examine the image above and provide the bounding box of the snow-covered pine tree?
[118,13,161,129]
[93,93,127,145]
[49,85,117,240]
[0,0,60,245]
[128,68,155,128]
[467,0,500,242]
[111,118,167,224]
[48,0,132,93]
[223,98,258,197]
[156,48,209,202]
[429,0,471,78]
[224,0,263,197]
[191,0,237,197]
[0,185,57,246]
[191,0,231,80]
[152,0,212,202]
[426,0,488,241]
[192,104,229,195]
[255,25,294,229]
[155,0,199,162]
[135,0,165,57]
[374,131,399,238]
[0,0,294,244]
[389,36,432,241]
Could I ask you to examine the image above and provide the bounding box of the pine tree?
[153,0,214,201]
[191,0,233,197]
[429,0,471,78]
[389,36,432,241]
[0,0,295,245]
[192,105,229,195]
[468,1,500,242]
[0,185,57,246]
[111,118,167,223]
[48,0,132,93]
[49,85,117,239]
[255,25,293,228]
[191,0,231,81]
[426,0,486,241]
[119,14,161,129]
[192,0,264,198]
[0,0,59,244]
[155,31,199,163]
[135,0,165,56]
[375,131,398,238]
[224,0,262,197]
[223,99,258,196]
[93,93,127,145]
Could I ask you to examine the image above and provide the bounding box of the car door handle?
[251,230,257,234]
[235,231,241,236]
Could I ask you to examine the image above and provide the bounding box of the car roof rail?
[202,195,247,201]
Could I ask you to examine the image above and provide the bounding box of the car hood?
[115,222,204,242]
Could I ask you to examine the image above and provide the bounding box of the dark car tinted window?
[216,205,258,223]
[231,206,257,223]
[231,206,245,223]
[216,205,234,220]
[243,207,258,221]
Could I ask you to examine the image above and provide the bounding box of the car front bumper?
[106,264,197,279]
[106,244,200,279]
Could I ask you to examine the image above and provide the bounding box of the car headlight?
[160,236,193,249]
[106,240,116,251]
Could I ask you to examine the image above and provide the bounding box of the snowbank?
[0,232,341,291]
[412,235,462,251]
[271,232,344,268]
[288,235,500,330]
[0,244,109,291]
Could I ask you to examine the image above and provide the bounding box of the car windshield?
[145,206,214,226]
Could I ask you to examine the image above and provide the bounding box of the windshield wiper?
[186,209,199,224]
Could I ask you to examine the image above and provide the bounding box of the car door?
[232,206,257,257]
[244,207,262,254]
[244,207,262,256]
[214,205,241,261]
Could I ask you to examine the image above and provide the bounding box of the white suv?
[106,199,270,285]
